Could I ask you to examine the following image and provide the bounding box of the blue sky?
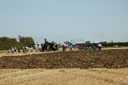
[0,0,128,43]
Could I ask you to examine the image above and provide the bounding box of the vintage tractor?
[41,39,58,52]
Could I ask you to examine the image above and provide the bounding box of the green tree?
[19,36,35,47]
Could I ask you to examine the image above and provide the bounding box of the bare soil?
[0,49,128,69]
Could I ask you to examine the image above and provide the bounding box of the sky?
[0,0,128,43]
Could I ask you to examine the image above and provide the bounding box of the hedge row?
[100,42,128,47]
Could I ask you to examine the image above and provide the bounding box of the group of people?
[7,39,75,55]
[8,46,34,55]
[8,47,20,55]
[22,46,33,53]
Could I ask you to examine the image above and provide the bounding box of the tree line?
[0,36,35,50]
[99,42,128,47]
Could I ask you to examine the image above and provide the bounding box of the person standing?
[62,45,66,51]
[23,46,25,53]
[14,47,17,53]
[8,49,11,55]
[18,47,20,53]
[70,45,73,51]
[11,47,14,54]
[31,47,33,52]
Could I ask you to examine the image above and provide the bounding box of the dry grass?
[0,68,128,85]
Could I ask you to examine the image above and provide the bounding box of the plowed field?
[0,49,128,69]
